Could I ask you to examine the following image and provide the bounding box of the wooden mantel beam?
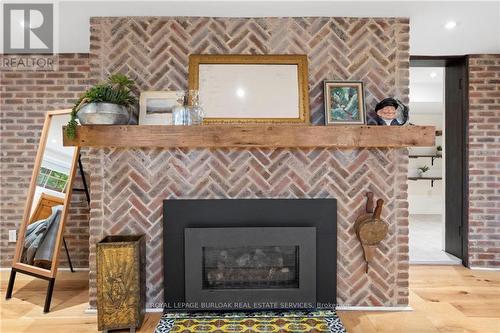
[62,125,435,148]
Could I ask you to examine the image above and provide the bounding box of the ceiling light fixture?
[236,88,245,98]
[444,21,457,30]
[430,72,437,78]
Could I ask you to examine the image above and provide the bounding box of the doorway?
[408,56,468,266]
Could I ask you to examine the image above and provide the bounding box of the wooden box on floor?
[97,235,146,333]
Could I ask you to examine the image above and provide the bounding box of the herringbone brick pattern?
[88,147,409,307]
[88,17,410,308]
[89,17,409,124]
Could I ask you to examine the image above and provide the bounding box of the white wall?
[408,67,444,215]
[1,1,499,55]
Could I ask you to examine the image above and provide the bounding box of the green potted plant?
[436,145,442,156]
[417,165,430,177]
[66,74,137,139]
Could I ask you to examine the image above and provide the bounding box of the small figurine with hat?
[373,98,409,126]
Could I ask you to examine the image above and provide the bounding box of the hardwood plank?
[62,125,436,148]
[2,266,499,333]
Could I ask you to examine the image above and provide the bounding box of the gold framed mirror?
[6,109,80,312]
[188,54,310,124]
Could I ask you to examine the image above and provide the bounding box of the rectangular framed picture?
[139,91,183,125]
[323,81,366,125]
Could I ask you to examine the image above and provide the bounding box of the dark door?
[444,58,468,260]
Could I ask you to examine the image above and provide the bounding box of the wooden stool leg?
[5,269,16,299]
[43,278,55,313]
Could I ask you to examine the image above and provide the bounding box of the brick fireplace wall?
[87,17,411,308]
[0,54,90,268]
[468,54,500,268]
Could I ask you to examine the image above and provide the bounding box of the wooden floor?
[1,266,499,333]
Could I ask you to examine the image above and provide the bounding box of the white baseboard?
[84,307,96,314]
[336,305,412,311]
[147,308,165,313]
[469,266,500,271]
[410,261,461,265]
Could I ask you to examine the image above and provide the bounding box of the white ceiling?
[410,67,444,84]
[409,67,444,103]
[1,0,499,55]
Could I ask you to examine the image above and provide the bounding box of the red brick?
[0,54,90,269]
[468,54,500,268]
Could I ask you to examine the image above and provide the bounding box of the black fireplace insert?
[163,199,336,310]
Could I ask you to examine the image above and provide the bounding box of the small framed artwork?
[139,91,183,125]
[323,81,366,125]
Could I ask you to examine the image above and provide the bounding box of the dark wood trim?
[410,55,468,67]
[410,55,469,266]
[462,56,470,267]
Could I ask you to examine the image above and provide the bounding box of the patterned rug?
[154,310,347,333]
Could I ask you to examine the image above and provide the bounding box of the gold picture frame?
[188,54,310,124]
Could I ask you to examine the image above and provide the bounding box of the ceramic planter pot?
[77,102,129,125]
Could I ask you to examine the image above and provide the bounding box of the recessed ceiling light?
[236,88,245,98]
[444,21,457,30]
[430,72,437,78]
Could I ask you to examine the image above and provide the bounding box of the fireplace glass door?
[185,227,316,310]
[202,245,300,290]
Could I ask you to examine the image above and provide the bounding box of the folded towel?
[22,205,63,267]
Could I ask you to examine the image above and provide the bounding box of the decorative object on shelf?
[66,74,137,139]
[354,193,389,273]
[188,90,204,125]
[172,90,204,125]
[373,97,409,126]
[97,235,145,333]
[323,80,366,125]
[436,145,442,156]
[5,110,80,313]
[417,165,430,177]
[139,91,183,125]
[188,54,309,124]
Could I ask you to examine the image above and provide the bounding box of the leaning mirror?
[188,54,310,124]
[6,110,79,312]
